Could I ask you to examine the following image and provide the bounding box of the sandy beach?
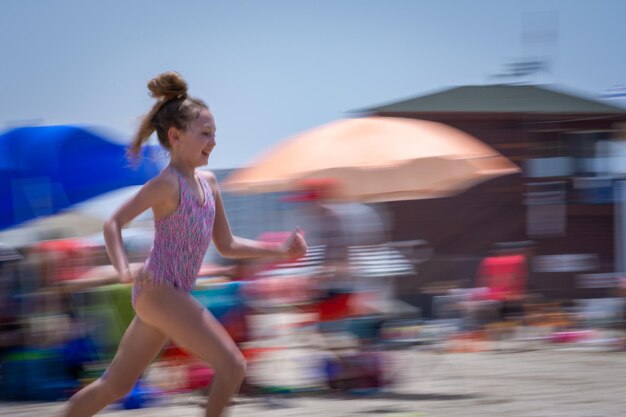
[2,345,625,417]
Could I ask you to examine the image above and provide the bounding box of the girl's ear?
[167,126,180,147]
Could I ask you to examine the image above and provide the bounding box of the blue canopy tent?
[0,125,164,230]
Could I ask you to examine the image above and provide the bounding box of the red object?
[35,238,95,282]
[186,363,215,390]
[281,190,322,203]
[318,293,352,322]
[161,344,192,361]
[241,346,283,362]
[551,330,592,344]
[281,178,342,202]
[476,254,527,302]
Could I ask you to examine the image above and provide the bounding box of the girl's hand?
[120,265,152,285]
[281,227,307,260]
[134,268,154,286]
[119,268,134,284]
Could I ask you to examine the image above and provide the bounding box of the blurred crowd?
[1,181,625,408]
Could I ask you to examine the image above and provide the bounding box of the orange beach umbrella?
[225,117,519,202]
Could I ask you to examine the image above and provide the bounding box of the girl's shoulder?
[143,168,180,202]
[119,170,179,222]
[197,169,217,182]
[154,167,180,189]
[197,170,219,192]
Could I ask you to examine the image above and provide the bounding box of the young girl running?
[62,71,307,417]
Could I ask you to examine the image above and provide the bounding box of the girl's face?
[171,108,216,167]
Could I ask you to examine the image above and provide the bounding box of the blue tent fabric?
[0,125,164,230]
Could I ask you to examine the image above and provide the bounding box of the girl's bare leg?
[135,285,246,417]
[62,317,168,417]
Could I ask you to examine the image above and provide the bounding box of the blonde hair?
[128,71,208,160]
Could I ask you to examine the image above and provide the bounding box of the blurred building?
[360,84,626,300]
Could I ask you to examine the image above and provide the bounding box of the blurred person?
[0,245,24,356]
[473,241,534,327]
[288,180,391,330]
[62,71,307,417]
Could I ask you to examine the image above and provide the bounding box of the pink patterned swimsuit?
[132,166,216,306]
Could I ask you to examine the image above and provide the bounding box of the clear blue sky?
[2,0,625,169]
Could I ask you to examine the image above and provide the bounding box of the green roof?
[357,84,626,115]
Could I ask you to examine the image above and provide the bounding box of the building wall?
[377,112,623,299]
